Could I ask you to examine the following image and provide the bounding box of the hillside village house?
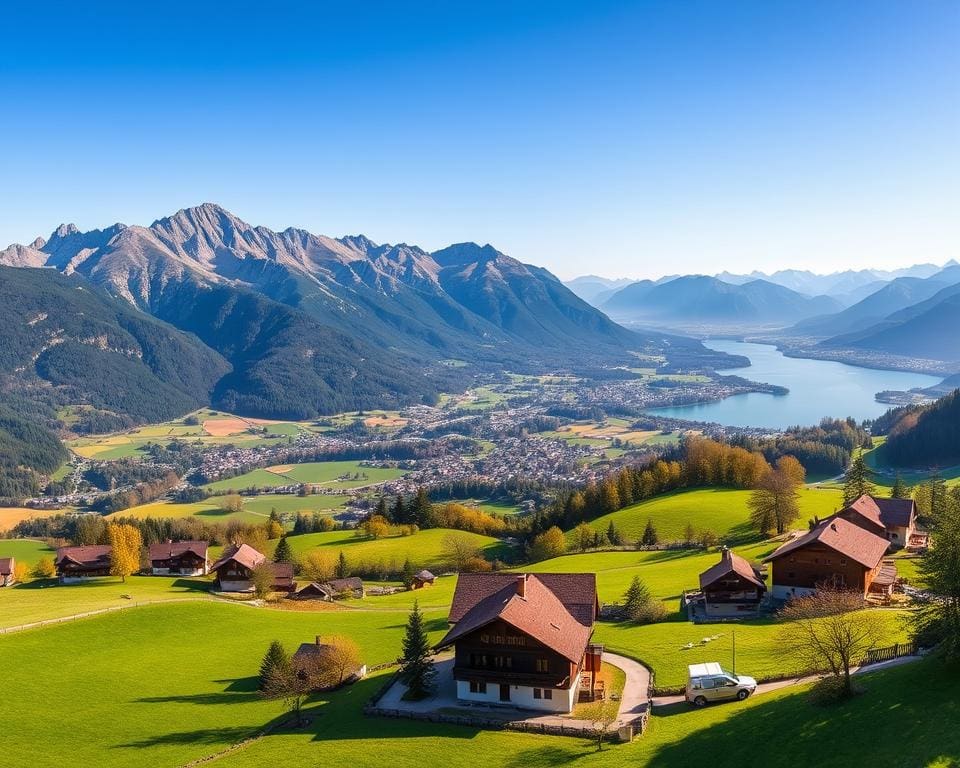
[763,516,894,600]
[836,494,918,549]
[55,545,113,583]
[411,569,436,589]
[209,543,295,593]
[292,636,367,689]
[293,577,364,601]
[0,557,15,586]
[148,541,209,576]
[435,572,602,714]
[695,548,767,618]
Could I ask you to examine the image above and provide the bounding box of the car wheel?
[694,696,707,707]
[737,689,749,701]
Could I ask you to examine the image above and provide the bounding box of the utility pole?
[732,628,737,676]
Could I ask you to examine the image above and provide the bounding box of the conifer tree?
[401,557,416,588]
[411,487,432,527]
[273,534,294,564]
[641,519,659,546]
[607,521,622,546]
[335,551,349,579]
[259,640,290,690]
[842,454,876,505]
[890,475,910,500]
[622,575,652,618]
[400,600,436,699]
[393,495,407,525]
[376,495,389,521]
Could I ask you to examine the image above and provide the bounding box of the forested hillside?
[881,389,960,467]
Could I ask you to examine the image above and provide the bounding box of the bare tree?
[260,661,312,725]
[779,587,884,698]
[581,700,619,751]
[441,532,480,570]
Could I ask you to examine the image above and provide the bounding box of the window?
[469,681,487,694]
[494,655,512,669]
[533,688,542,699]
[543,688,552,700]
[470,654,487,668]
[535,658,549,673]
[840,558,847,565]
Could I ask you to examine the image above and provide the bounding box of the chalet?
[435,572,601,714]
[292,635,367,689]
[293,577,363,600]
[55,545,112,583]
[0,557,15,587]
[271,562,297,593]
[210,544,298,593]
[696,548,766,618]
[763,516,894,600]
[836,494,917,549]
[411,569,436,589]
[148,540,209,576]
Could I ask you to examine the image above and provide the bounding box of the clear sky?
[1,1,957,279]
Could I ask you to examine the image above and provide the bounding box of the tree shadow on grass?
[135,676,260,705]
[114,725,262,749]
[500,744,597,767]
[170,577,213,592]
[380,616,449,632]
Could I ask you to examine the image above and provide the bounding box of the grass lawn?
[580,487,844,545]
[285,528,513,571]
[205,461,406,492]
[525,544,777,609]
[594,609,911,691]
[0,575,213,629]
[242,494,349,516]
[0,538,57,568]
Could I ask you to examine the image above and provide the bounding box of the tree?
[529,526,566,561]
[272,535,295,565]
[401,557,416,588]
[640,519,658,546]
[779,587,884,698]
[259,640,290,690]
[335,551,349,579]
[776,455,806,486]
[607,521,622,546]
[266,519,284,540]
[582,700,618,751]
[222,494,244,514]
[375,495,389,521]
[748,465,801,536]
[890,474,910,500]
[575,522,594,552]
[14,561,30,583]
[683,522,696,544]
[107,522,142,582]
[361,514,390,540]
[393,495,407,525]
[309,635,362,689]
[621,575,665,623]
[411,487,433,526]
[260,656,311,725]
[842,454,876,505]
[302,550,336,583]
[913,489,960,658]
[250,561,275,599]
[442,532,481,570]
[33,556,56,579]
[399,600,436,700]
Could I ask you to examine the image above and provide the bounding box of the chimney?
[315,635,322,647]
[516,574,527,598]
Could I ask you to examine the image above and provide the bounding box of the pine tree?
[641,519,659,546]
[622,576,651,617]
[273,535,294,564]
[890,475,910,500]
[269,508,281,523]
[335,551,349,579]
[401,557,416,588]
[400,600,436,699]
[842,454,876,505]
[411,487,432,527]
[607,521,621,546]
[393,495,407,525]
[292,513,308,535]
[376,495,389,521]
[259,640,290,690]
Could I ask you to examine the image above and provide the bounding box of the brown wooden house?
[411,569,436,589]
[0,557,15,587]
[763,516,894,600]
[435,572,600,713]
[209,544,296,592]
[55,545,113,583]
[697,548,766,617]
[293,577,363,600]
[837,494,917,549]
[148,541,209,576]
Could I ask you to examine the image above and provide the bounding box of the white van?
[686,662,757,706]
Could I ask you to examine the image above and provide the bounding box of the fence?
[860,642,916,667]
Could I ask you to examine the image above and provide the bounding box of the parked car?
[686,662,757,706]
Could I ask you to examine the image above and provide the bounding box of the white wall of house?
[771,584,816,601]
[218,579,253,592]
[455,679,578,714]
[152,566,206,576]
[60,575,110,585]
[704,602,759,617]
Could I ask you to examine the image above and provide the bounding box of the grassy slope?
[204,461,405,492]
[0,538,56,567]
[285,528,512,570]
[580,487,844,544]
[864,437,960,489]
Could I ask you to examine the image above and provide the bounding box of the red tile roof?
[148,540,209,561]
[55,545,112,567]
[699,548,765,590]
[844,494,916,531]
[209,543,265,573]
[763,516,890,569]
[0,557,13,576]
[438,573,596,663]
[448,572,598,627]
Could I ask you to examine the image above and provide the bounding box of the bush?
[630,600,668,624]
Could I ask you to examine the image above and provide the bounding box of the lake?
[650,340,942,429]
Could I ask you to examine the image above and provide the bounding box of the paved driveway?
[602,651,651,724]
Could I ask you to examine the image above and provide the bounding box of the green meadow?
[204,461,406,492]
[0,538,56,567]
[580,487,844,545]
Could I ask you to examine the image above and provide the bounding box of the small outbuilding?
[0,557,15,587]
[411,569,436,589]
[293,576,364,600]
[697,548,766,618]
[292,635,366,690]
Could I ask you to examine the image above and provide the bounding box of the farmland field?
[204,461,407,492]
[0,506,72,533]
[579,487,844,545]
[0,538,56,568]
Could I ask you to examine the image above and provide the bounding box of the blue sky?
[1,1,957,279]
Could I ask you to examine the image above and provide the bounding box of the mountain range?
[0,204,733,429]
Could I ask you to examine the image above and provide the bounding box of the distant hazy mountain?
[601,275,841,326]
[0,204,733,419]
[564,275,633,304]
[790,273,959,338]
